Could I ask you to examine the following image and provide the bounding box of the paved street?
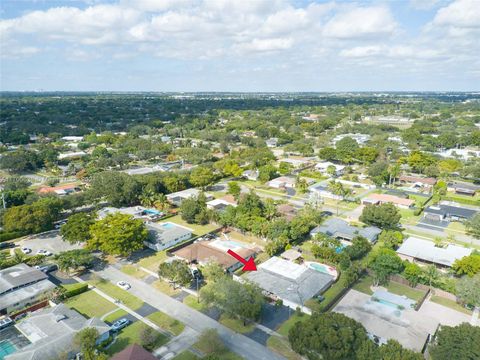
[92,265,285,360]
[17,230,82,254]
[154,327,199,358]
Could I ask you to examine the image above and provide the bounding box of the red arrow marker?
[227,249,257,271]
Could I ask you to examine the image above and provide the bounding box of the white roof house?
[145,222,192,251]
[315,161,345,175]
[397,237,473,268]
[166,188,212,206]
[61,136,84,142]
[333,133,370,146]
[58,151,87,160]
[268,176,296,189]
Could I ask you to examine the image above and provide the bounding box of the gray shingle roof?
[0,264,48,295]
[424,204,477,219]
[310,218,381,242]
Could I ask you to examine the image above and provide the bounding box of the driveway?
[92,265,285,360]
[17,230,82,255]
[419,300,472,327]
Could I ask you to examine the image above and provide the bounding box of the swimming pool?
[0,340,16,360]
[335,244,347,253]
[305,262,338,279]
[144,209,161,215]
[160,222,175,229]
[210,240,245,251]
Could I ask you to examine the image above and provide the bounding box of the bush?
[61,283,89,298]
[413,207,423,216]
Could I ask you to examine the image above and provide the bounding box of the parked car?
[21,247,32,254]
[37,249,53,256]
[0,317,13,330]
[0,242,15,249]
[116,281,131,290]
[110,318,130,332]
[35,264,58,273]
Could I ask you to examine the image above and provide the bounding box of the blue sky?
[1,0,479,91]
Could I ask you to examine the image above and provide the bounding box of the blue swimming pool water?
[161,223,175,229]
[0,340,16,360]
[309,263,330,274]
[335,244,347,253]
[144,209,161,215]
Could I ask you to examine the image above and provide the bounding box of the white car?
[37,249,53,256]
[116,281,131,290]
[21,247,32,254]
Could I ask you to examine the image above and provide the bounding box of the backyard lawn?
[88,277,144,311]
[226,230,267,247]
[430,296,473,315]
[386,281,426,302]
[352,275,374,295]
[106,321,168,356]
[65,290,117,318]
[147,311,185,336]
[167,215,221,236]
[137,250,168,271]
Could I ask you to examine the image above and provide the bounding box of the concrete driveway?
[17,230,82,255]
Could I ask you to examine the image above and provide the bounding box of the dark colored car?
[0,242,15,249]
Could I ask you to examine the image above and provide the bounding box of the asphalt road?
[92,265,286,360]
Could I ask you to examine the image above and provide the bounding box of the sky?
[0,0,479,92]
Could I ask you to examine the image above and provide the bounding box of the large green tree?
[360,203,401,229]
[456,274,480,308]
[54,249,95,274]
[88,213,147,257]
[430,323,480,360]
[452,254,480,277]
[90,171,141,207]
[189,166,216,189]
[370,248,404,285]
[465,213,480,239]
[61,212,95,244]
[158,260,193,288]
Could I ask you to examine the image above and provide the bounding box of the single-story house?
[245,257,334,311]
[278,157,314,169]
[58,151,87,160]
[145,222,192,251]
[61,136,83,142]
[398,175,437,188]
[266,138,278,148]
[6,304,110,360]
[0,264,56,315]
[447,182,480,196]
[396,237,473,268]
[315,161,345,176]
[37,184,81,196]
[308,183,343,201]
[98,206,163,221]
[310,218,381,243]
[207,195,237,212]
[280,249,302,262]
[242,169,259,181]
[268,176,296,189]
[166,188,213,207]
[111,344,157,360]
[333,133,370,146]
[362,193,415,209]
[173,239,258,273]
[423,204,477,223]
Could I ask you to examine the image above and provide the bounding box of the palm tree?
[328,180,347,215]
[423,265,440,287]
[153,193,170,211]
[139,189,157,208]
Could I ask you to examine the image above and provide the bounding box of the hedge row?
[61,282,89,298]
[443,196,480,207]
[0,231,25,242]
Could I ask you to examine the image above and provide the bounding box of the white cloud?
[432,0,480,28]
[323,6,398,39]
[234,37,294,53]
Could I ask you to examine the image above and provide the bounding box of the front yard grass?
[275,313,306,336]
[121,265,149,279]
[386,281,426,302]
[193,341,242,360]
[218,314,255,334]
[88,277,144,311]
[147,311,185,336]
[103,308,128,323]
[65,290,117,318]
[267,336,302,360]
[151,279,182,296]
[167,215,221,236]
[137,250,168,271]
[183,294,207,311]
[430,296,473,315]
[172,351,200,360]
[106,321,168,356]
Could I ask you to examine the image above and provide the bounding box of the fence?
[10,300,49,320]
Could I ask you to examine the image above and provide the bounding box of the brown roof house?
[111,344,156,360]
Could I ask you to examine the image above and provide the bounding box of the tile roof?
[111,344,156,360]
[364,193,415,207]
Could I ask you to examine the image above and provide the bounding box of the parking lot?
[16,230,82,255]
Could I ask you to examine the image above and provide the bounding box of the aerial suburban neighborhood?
[1,1,480,360]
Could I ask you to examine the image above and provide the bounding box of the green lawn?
[267,336,302,360]
[88,277,144,311]
[193,341,242,360]
[137,250,168,271]
[430,296,473,315]
[275,313,306,337]
[183,295,208,311]
[103,309,128,323]
[65,290,117,318]
[306,274,348,312]
[106,321,169,356]
[167,215,221,236]
[227,230,267,247]
[152,279,182,296]
[352,275,374,295]
[147,311,185,336]
[121,265,149,279]
[219,314,255,334]
[172,351,200,360]
[386,281,426,302]
[399,209,421,225]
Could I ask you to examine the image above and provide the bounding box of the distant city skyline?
[1,0,479,92]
